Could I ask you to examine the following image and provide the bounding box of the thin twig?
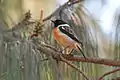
[40,10,44,22]
[60,55,89,80]
[3,10,35,33]
[112,77,120,80]
[98,68,120,80]
[43,0,82,22]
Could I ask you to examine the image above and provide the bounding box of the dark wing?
[59,25,83,46]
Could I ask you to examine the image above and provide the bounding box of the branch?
[32,42,120,80]
[3,10,35,33]
[62,55,120,67]
[112,77,120,80]
[60,55,89,80]
[43,0,82,22]
[98,68,120,80]
[33,41,88,80]
[38,43,120,67]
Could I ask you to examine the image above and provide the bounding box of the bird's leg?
[66,48,70,54]
[59,46,70,54]
[68,49,74,56]
[65,48,74,56]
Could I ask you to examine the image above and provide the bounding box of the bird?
[51,19,86,58]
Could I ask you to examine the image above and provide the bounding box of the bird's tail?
[76,44,86,59]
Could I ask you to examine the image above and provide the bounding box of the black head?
[51,19,67,28]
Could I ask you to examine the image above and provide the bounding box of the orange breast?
[53,27,61,40]
[53,27,78,50]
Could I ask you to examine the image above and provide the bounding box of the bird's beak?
[51,20,55,23]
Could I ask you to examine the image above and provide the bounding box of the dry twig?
[98,68,120,80]
[3,10,34,33]
[31,10,44,37]
[60,55,89,80]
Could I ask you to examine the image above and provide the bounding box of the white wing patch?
[57,24,75,42]
[58,24,70,28]
[58,23,81,44]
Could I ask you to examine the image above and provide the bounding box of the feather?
[58,24,82,45]
[76,45,86,58]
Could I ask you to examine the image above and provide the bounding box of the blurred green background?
[0,0,120,80]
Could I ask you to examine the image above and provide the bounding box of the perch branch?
[32,42,120,80]
[33,41,89,80]
[98,68,120,80]
[35,43,120,67]
[62,55,120,67]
